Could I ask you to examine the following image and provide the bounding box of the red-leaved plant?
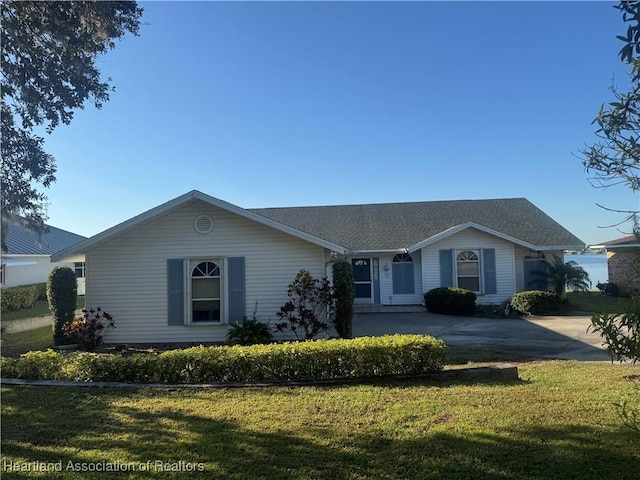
[62,307,115,351]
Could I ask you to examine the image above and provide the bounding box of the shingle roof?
[3,217,86,255]
[598,235,640,248]
[250,198,584,251]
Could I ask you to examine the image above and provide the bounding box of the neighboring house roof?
[51,191,584,262]
[3,216,86,255]
[251,198,584,252]
[592,235,640,249]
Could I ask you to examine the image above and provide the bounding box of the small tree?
[528,254,591,300]
[275,270,335,340]
[332,261,355,338]
[47,266,77,345]
[62,307,115,352]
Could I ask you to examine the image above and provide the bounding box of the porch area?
[353,304,425,314]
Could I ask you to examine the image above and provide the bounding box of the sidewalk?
[3,315,52,334]
[3,309,83,334]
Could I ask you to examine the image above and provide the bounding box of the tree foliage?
[1,0,143,235]
[580,2,640,227]
[529,254,591,299]
[47,266,78,346]
[275,270,335,340]
[332,261,355,338]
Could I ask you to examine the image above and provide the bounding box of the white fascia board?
[1,257,39,266]
[537,245,587,251]
[349,249,408,255]
[407,222,537,252]
[52,190,348,262]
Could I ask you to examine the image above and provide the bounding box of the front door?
[352,258,372,304]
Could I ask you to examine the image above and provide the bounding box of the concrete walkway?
[2,314,52,334]
[3,309,84,334]
[353,311,615,361]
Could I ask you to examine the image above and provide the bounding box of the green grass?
[1,325,53,357]
[565,291,631,314]
[2,295,85,322]
[1,361,638,479]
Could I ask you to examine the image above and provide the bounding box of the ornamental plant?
[47,266,77,345]
[509,290,562,316]
[62,307,115,352]
[332,261,355,338]
[275,270,335,340]
[226,303,273,346]
[423,287,476,316]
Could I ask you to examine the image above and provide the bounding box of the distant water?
[564,253,608,289]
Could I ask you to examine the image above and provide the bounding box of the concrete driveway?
[353,311,613,361]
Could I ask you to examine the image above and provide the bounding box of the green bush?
[333,261,355,338]
[47,266,77,346]
[0,335,447,383]
[423,287,476,316]
[0,283,47,312]
[226,317,274,346]
[509,290,562,315]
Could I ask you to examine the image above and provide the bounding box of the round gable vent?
[194,215,213,234]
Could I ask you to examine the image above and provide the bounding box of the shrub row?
[0,283,47,312]
[424,287,476,316]
[509,290,561,316]
[1,335,447,384]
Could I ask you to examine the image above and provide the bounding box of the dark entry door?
[352,258,372,303]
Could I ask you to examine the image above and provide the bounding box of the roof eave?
[349,249,408,255]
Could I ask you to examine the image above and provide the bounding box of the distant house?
[1,216,87,294]
[592,235,640,296]
[52,191,584,344]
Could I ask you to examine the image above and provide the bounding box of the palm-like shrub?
[528,254,591,299]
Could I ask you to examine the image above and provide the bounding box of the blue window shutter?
[483,249,497,294]
[439,249,454,287]
[393,263,415,294]
[228,257,246,324]
[373,257,381,303]
[167,259,185,326]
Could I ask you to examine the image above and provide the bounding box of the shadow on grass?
[445,345,539,365]
[2,386,637,480]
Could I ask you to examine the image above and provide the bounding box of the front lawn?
[1,325,53,357]
[2,295,85,322]
[1,361,638,479]
[565,291,631,314]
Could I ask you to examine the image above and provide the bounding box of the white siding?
[86,201,325,344]
[2,256,83,293]
[420,229,516,304]
[379,251,423,305]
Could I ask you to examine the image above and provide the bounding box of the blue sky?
[41,0,640,245]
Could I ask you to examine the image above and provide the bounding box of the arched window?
[191,261,221,322]
[392,253,415,294]
[456,250,480,292]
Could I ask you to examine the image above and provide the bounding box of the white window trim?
[186,258,228,325]
[74,262,86,279]
[455,249,483,294]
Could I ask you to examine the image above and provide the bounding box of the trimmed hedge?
[0,283,47,312]
[424,287,476,316]
[0,335,446,383]
[509,290,562,316]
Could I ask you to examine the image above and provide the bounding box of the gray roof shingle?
[250,198,583,251]
[4,217,86,255]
